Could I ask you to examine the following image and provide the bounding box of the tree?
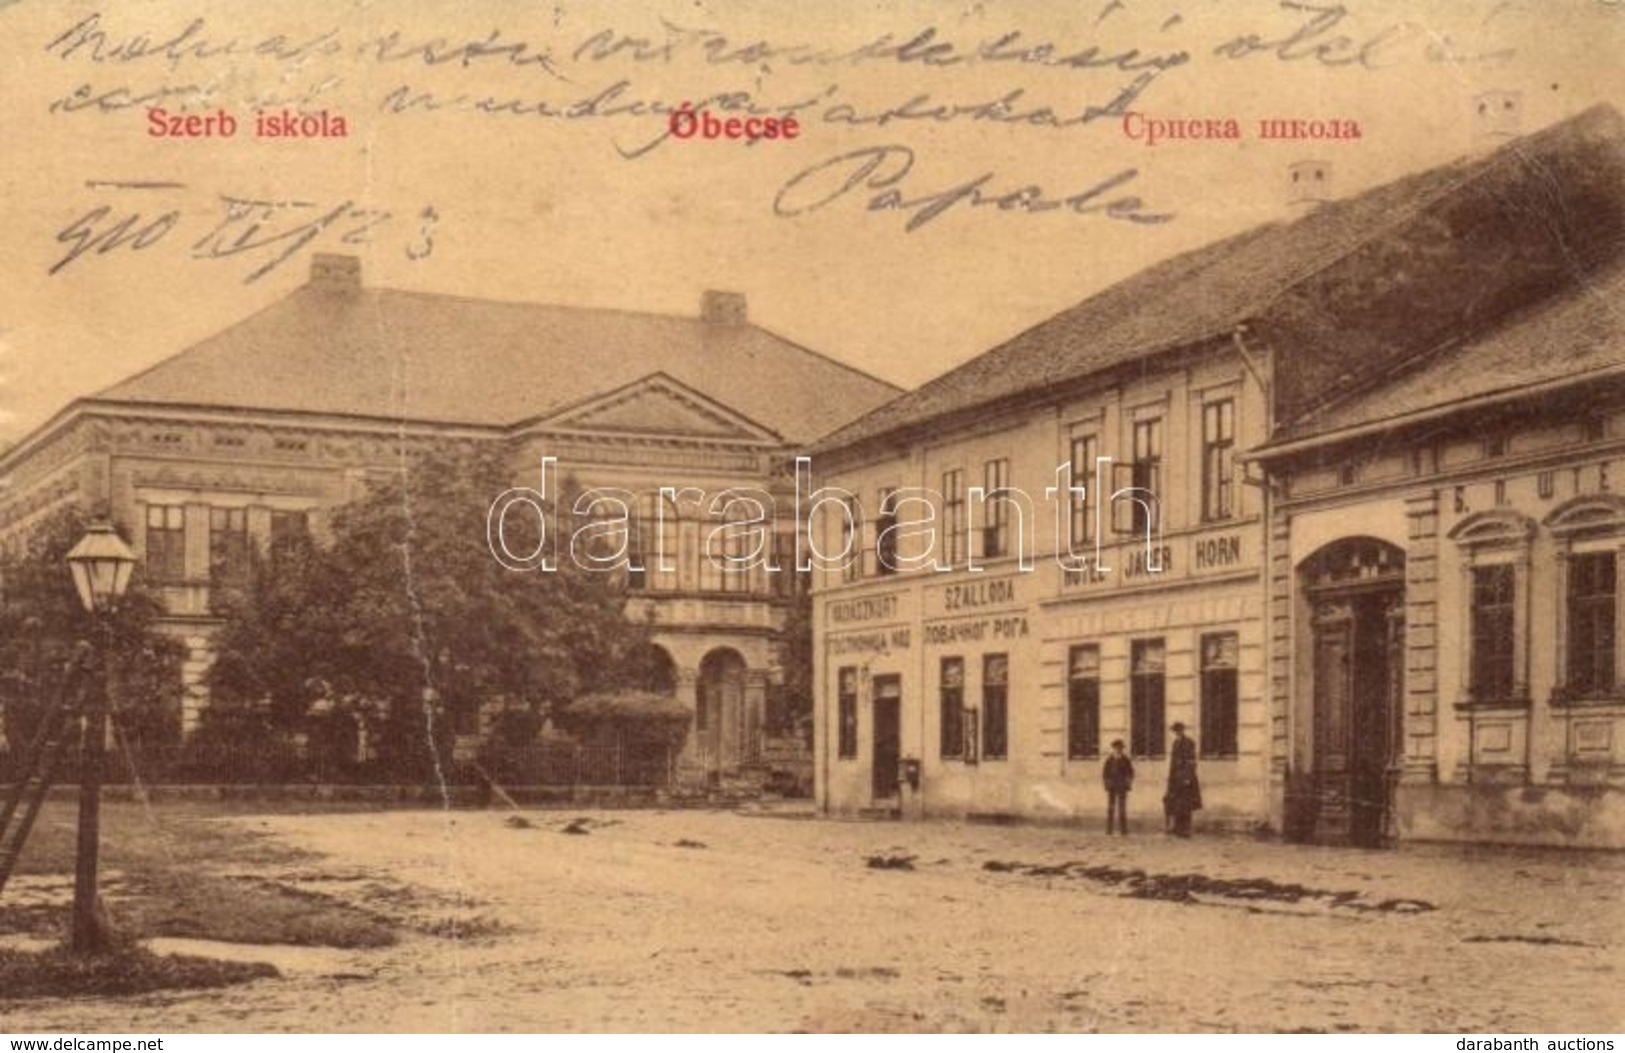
[207,442,652,779]
[0,506,183,769]
[770,588,814,743]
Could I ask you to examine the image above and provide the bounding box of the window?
[1200,633,1239,758]
[625,498,650,591]
[1470,564,1517,701]
[942,469,966,567]
[840,496,862,583]
[697,504,752,594]
[772,529,804,598]
[720,517,752,593]
[982,459,1010,559]
[1130,639,1166,758]
[1567,552,1617,695]
[209,507,250,588]
[876,487,899,576]
[269,510,308,548]
[1068,435,1097,551]
[940,657,965,759]
[1066,645,1101,760]
[650,495,680,590]
[268,510,309,569]
[837,667,859,759]
[1131,419,1162,534]
[145,505,186,583]
[982,653,1009,760]
[1202,400,1236,522]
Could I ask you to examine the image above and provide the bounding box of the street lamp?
[64,519,136,954]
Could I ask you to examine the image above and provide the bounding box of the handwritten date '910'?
[50,184,439,282]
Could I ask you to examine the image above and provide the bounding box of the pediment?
[1448,510,1536,550]
[1545,495,1625,540]
[530,374,777,441]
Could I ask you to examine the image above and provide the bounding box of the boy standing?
[1102,739,1134,835]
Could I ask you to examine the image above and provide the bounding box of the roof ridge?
[1243,104,1621,322]
[812,103,1625,455]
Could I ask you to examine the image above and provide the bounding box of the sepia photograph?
[0,0,1621,1037]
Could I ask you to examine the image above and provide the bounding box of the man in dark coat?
[1166,722,1202,837]
[1101,738,1134,835]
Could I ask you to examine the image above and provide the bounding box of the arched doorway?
[1298,537,1406,847]
[698,648,746,778]
[644,645,677,696]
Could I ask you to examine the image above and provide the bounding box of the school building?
[808,104,1625,846]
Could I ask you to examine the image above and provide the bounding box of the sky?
[1,0,1622,442]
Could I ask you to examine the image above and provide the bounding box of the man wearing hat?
[1165,722,1202,837]
[1101,739,1134,835]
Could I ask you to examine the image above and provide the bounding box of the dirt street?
[2,808,1620,1033]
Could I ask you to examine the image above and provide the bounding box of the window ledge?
[1550,690,1625,708]
[1453,697,1532,713]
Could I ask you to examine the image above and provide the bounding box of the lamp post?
[64,519,136,954]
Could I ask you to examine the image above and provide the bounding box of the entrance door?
[1347,591,1401,846]
[871,676,902,802]
[1305,538,1405,847]
[698,649,746,780]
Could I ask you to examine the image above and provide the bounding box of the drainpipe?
[1235,324,1279,833]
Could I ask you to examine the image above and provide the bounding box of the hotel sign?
[929,575,1021,616]
[1062,532,1248,588]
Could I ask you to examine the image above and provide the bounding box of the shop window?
[837,667,859,759]
[982,653,1009,760]
[1130,638,1166,759]
[1066,645,1101,760]
[939,657,965,759]
[1202,400,1236,522]
[145,505,187,583]
[1200,633,1239,758]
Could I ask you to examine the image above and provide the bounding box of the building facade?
[810,104,1625,845]
[1255,264,1625,848]
[0,256,899,782]
[808,340,1271,827]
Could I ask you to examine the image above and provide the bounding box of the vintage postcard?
[0,0,1622,1036]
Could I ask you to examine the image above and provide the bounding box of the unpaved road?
[3,808,1620,1032]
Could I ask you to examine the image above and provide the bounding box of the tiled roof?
[1260,258,1625,448]
[93,280,900,445]
[813,104,1625,454]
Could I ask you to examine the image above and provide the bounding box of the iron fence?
[0,739,679,789]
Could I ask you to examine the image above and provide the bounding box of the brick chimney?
[1287,160,1332,208]
[309,253,362,292]
[700,290,747,325]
